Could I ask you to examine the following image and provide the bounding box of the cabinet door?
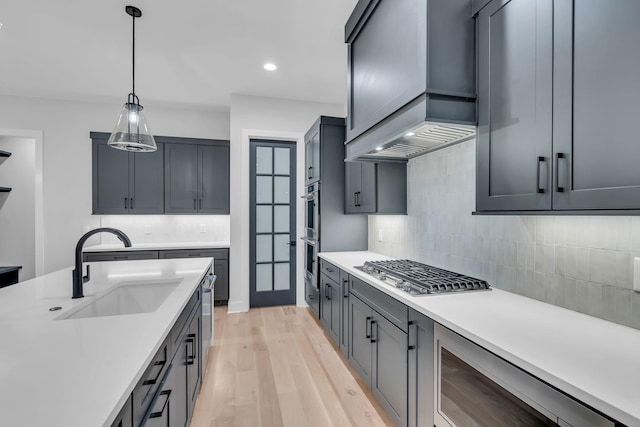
[198,145,230,214]
[187,310,202,419]
[349,294,373,385]
[213,258,229,302]
[164,143,198,214]
[329,281,341,345]
[476,0,553,211]
[93,140,130,214]
[130,143,164,214]
[168,342,188,427]
[358,162,377,213]
[344,162,362,214]
[553,0,640,210]
[320,275,332,334]
[371,312,408,427]
[305,130,321,185]
[408,309,434,427]
[339,272,349,357]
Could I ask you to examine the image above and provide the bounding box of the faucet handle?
[83,265,90,283]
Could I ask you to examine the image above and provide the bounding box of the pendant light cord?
[132,12,136,98]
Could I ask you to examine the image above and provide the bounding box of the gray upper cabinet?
[305,129,320,186]
[476,0,553,212]
[165,140,230,214]
[553,0,640,210]
[92,136,164,214]
[344,0,476,161]
[476,0,640,213]
[345,162,407,214]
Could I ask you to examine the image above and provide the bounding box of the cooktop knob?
[378,272,387,280]
[395,278,404,288]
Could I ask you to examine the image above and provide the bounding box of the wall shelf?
[0,150,11,158]
[0,187,12,193]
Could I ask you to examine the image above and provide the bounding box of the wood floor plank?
[192,306,394,427]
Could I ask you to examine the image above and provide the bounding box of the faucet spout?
[72,228,132,299]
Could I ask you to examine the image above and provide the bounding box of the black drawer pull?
[186,334,197,365]
[365,316,372,339]
[188,253,201,257]
[536,156,546,194]
[408,320,416,351]
[370,320,377,343]
[113,256,129,260]
[142,360,166,385]
[556,153,566,193]
[124,197,128,209]
[130,198,134,209]
[149,390,171,418]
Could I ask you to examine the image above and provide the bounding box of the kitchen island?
[0,258,212,427]
[319,251,640,427]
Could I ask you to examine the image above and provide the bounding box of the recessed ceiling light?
[264,63,277,71]
[375,146,383,151]
[405,132,415,137]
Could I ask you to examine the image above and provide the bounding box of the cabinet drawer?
[132,338,170,427]
[84,251,159,262]
[350,276,408,331]
[159,248,228,260]
[319,259,340,284]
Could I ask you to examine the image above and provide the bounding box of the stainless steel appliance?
[303,183,319,240]
[434,324,614,427]
[201,272,216,371]
[357,259,491,295]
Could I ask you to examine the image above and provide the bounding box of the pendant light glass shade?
[108,6,156,153]
[108,102,157,152]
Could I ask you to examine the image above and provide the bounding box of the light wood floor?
[190,305,395,427]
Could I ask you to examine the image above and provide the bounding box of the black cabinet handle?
[365,316,372,339]
[370,320,377,343]
[408,320,416,351]
[326,268,334,273]
[354,192,361,207]
[149,390,171,418]
[556,153,566,193]
[142,360,166,385]
[186,334,197,365]
[113,256,129,260]
[188,253,201,257]
[130,198,134,209]
[325,283,331,300]
[343,279,349,298]
[194,198,197,209]
[308,166,313,179]
[124,197,128,209]
[536,156,546,194]
[307,294,317,300]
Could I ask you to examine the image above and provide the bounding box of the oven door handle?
[301,191,319,200]
[300,237,317,246]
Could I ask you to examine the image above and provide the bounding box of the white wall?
[0,136,36,280]
[228,94,344,313]
[369,139,640,330]
[0,95,230,274]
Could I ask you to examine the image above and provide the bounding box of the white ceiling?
[0,0,358,110]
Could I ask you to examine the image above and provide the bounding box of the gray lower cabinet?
[165,142,230,214]
[476,0,553,211]
[111,396,133,427]
[407,309,434,427]
[320,273,340,345]
[92,137,165,215]
[349,293,408,427]
[339,270,350,357]
[345,162,407,214]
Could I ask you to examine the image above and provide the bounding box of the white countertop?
[84,241,230,252]
[319,251,640,427]
[0,258,212,427]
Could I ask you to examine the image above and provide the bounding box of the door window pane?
[274,234,290,262]
[256,147,273,174]
[274,148,290,175]
[274,205,290,232]
[256,206,272,233]
[274,263,290,291]
[256,235,272,263]
[274,177,290,204]
[256,176,273,203]
[256,264,273,292]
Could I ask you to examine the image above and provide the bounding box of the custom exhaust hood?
[344,0,477,162]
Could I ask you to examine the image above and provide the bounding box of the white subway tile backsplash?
[369,140,639,329]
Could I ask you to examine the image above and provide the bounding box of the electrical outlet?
[144,225,152,235]
[634,258,640,292]
[378,229,384,242]
[200,224,207,234]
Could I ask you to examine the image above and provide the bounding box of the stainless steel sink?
[58,280,181,320]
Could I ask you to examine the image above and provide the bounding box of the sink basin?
[58,280,181,320]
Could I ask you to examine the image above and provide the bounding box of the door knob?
[286,241,296,246]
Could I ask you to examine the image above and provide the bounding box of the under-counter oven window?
[440,348,556,427]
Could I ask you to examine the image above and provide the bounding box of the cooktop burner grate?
[360,260,491,295]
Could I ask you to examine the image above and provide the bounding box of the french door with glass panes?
[249,140,297,307]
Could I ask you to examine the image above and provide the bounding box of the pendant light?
[107,6,157,152]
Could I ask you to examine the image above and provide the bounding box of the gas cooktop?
[356,259,491,296]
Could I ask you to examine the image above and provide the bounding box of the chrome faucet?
[72,228,132,299]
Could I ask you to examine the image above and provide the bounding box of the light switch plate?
[378,229,384,242]
[200,224,207,234]
[634,257,640,292]
[144,225,152,235]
